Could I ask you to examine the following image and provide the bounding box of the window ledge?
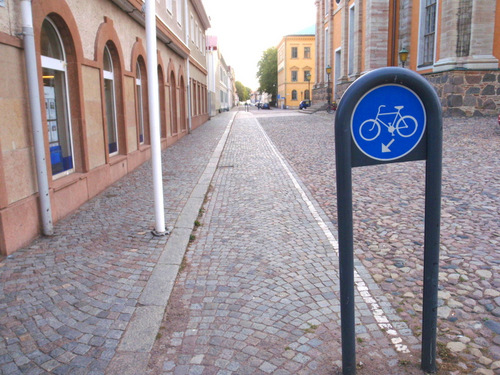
[52,172,85,192]
[109,154,127,166]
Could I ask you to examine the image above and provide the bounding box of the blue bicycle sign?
[351,84,426,161]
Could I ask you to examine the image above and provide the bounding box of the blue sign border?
[351,84,426,162]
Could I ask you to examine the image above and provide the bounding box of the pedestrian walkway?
[146,111,421,374]
[0,112,234,375]
[4,109,483,375]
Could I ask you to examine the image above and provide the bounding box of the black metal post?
[335,88,357,375]
[327,73,331,109]
[421,88,443,373]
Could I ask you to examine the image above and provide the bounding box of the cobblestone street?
[259,110,500,373]
[0,108,499,374]
[148,109,499,374]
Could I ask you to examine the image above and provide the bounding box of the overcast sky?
[202,0,316,91]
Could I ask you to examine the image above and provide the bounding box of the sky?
[202,0,316,91]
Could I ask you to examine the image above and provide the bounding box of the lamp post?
[326,65,332,111]
[399,47,409,68]
[306,72,311,106]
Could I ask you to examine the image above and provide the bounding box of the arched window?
[104,45,118,155]
[292,90,298,101]
[169,71,177,135]
[41,18,74,177]
[158,65,166,139]
[136,60,145,144]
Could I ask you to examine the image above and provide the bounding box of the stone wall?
[424,70,500,117]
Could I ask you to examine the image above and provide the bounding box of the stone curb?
[106,112,237,374]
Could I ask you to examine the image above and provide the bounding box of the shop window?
[41,18,74,177]
[104,45,118,155]
[136,61,145,144]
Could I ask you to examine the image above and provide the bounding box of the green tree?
[256,47,277,104]
[235,81,250,102]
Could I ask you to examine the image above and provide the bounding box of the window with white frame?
[195,22,199,48]
[103,45,118,155]
[176,0,182,26]
[41,18,74,177]
[191,14,194,42]
[136,61,145,144]
[335,48,341,94]
[166,0,172,13]
[324,27,329,81]
[420,0,437,67]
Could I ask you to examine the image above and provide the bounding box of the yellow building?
[277,27,316,109]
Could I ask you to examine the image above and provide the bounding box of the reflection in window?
[41,18,74,177]
[304,47,311,59]
[422,0,437,66]
[104,45,118,155]
[136,61,145,144]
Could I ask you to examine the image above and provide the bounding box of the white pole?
[184,0,192,134]
[145,0,167,235]
[21,0,54,236]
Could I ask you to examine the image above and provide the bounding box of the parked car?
[262,103,270,109]
[299,100,310,110]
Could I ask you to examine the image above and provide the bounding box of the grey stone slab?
[118,306,164,352]
[138,264,178,306]
[197,172,214,186]
[190,183,211,199]
[175,197,205,229]
[105,351,150,375]
[157,227,192,265]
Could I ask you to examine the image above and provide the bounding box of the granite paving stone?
[1,107,498,374]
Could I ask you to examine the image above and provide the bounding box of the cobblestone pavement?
[148,110,423,375]
[0,112,232,375]
[258,110,500,374]
[1,107,499,375]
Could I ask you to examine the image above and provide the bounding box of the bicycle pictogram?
[359,105,418,141]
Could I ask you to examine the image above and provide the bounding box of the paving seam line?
[107,111,238,375]
[253,117,413,355]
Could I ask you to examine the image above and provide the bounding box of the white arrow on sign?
[382,138,395,153]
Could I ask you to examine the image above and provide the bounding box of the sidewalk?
[0,111,235,375]
[146,111,421,375]
[2,110,498,375]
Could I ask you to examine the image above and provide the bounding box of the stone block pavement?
[0,107,499,374]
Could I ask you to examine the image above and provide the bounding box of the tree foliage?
[235,81,250,101]
[256,47,277,103]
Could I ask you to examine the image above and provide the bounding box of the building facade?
[0,0,210,255]
[314,0,500,116]
[206,35,233,115]
[277,28,316,109]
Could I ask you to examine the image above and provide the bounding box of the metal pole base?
[151,228,170,237]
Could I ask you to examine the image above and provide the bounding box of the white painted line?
[255,119,410,354]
